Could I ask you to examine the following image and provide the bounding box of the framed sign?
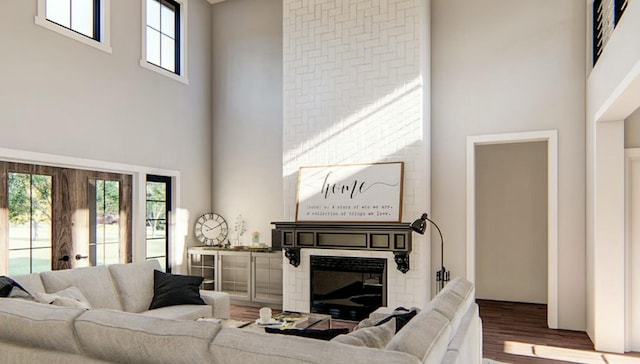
[295,162,404,222]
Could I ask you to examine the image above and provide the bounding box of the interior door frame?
[625,147,640,351]
[466,130,559,329]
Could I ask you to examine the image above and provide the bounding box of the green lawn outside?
[7,222,139,274]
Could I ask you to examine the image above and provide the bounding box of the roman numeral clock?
[194,213,228,246]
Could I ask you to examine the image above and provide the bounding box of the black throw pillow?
[375,307,418,333]
[0,276,33,300]
[264,327,349,340]
[148,270,205,310]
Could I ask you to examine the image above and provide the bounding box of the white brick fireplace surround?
[282,0,431,313]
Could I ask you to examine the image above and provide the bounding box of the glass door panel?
[89,179,120,266]
[7,172,52,275]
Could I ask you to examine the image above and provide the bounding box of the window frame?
[35,0,112,54]
[145,174,172,272]
[140,0,189,84]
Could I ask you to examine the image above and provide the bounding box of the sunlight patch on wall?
[283,77,423,176]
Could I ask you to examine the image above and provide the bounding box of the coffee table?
[242,312,332,332]
[198,312,332,333]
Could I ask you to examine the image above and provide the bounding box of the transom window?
[45,0,99,40]
[145,0,180,74]
[35,0,112,53]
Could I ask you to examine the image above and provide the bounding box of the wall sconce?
[410,213,450,293]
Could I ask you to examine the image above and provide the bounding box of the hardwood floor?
[478,299,640,364]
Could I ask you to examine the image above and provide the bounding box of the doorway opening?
[466,130,558,329]
[475,141,548,304]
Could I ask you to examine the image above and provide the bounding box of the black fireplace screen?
[310,256,387,321]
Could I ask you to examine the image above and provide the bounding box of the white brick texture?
[283,0,429,312]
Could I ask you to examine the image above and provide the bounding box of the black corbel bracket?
[284,248,301,267]
[393,252,410,273]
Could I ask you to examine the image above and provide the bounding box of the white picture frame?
[295,162,404,222]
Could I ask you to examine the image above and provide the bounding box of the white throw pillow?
[331,318,396,348]
[34,286,92,310]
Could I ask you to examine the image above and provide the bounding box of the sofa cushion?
[40,266,122,310]
[74,309,222,364]
[140,304,212,321]
[200,289,231,319]
[11,273,45,295]
[149,270,205,310]
[385,310,451,364]
[211,328,421,364]
[429,278,475,341]
[0,298,84,354]
[331,317,395,348]
[445,277,474,301]
[34,286,92,310]
[108,260,160,313]
[0,341,112,364]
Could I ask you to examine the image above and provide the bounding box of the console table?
[188,246,283,307]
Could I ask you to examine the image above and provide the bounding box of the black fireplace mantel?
[271,221,413,273]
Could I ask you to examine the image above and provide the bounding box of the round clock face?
[195,213,228,246]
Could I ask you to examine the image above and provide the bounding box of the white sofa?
[9,260,230,320]
[0,261,481,364]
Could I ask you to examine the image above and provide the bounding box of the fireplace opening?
[310,255,387,321]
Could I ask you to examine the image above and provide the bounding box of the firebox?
[310,255,387,321]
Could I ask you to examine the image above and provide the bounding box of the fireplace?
[310,255,387,321]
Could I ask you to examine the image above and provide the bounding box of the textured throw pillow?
[148,270,205,310]
[375,307,419,333]
[0,276,34,300]
[34,286,92,310]
[354,317,377,330]
[331,317,395,348]
[356,307,420,333]
[264,327,349,340]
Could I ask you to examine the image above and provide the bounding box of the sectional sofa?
[0,260,482,363]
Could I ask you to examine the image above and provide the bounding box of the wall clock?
[194,213,228,246]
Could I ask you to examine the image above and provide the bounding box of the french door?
[0,162,132,274]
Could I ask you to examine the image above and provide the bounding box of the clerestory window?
[35,0,112,53]
[141,0,188,83]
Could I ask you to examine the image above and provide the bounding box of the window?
[141,0,188,83]
[145,175,172,272]
[35,0,112,53]
[7,173,53,276]
[45,0,99,40]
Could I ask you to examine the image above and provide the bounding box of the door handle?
[75,254,88,261]
[59,255,70,262]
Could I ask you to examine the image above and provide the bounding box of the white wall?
[432,0,586,330]
[586,0,640,352]
[626,108,640,148]
[628,150,640,352]
[475,142,548,304]
[0,0,213,272]
[210,0,284,245]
